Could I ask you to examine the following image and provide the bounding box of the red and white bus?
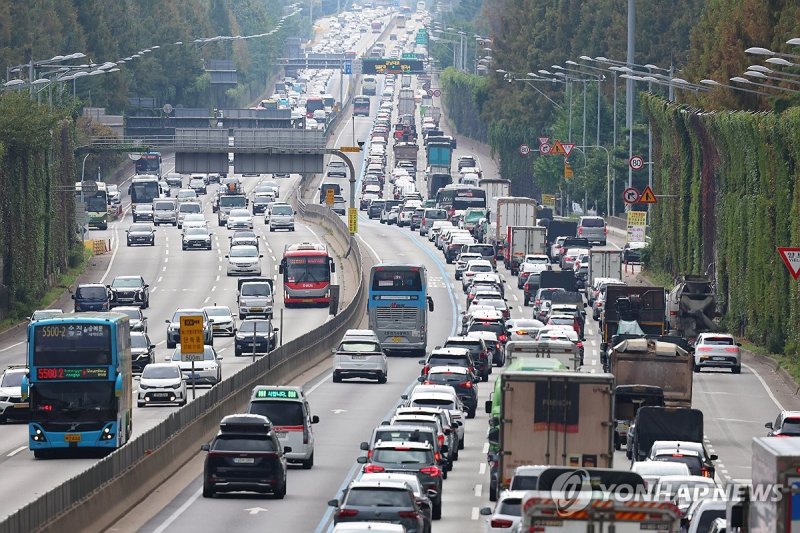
[279,243,336,306]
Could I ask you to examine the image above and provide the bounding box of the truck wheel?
[693,362,700,373]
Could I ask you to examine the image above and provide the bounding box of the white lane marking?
[164,257,168,263]
[742,363,786,411]
[165,249,169,256]
[271,255,277,262]
[99,212,126,283]
[157,276,163,283]
[471,507,480,521]
[151,487,203,533]
[203,296,211,303]
[482,442,489,454]
[0,341,23,353]
[474,484,482,498]
[215,275,220,282]
[151,287,158,294]
[479,462,486,475]
[307,373,334,395]
[162,267,167,272]
[305,224,324,245]
[357,234,382,262]
[6,446,26,457]
[156,340,166,346]
[211,286,217,292]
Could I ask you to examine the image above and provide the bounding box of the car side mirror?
[356,456,368,464]
[164,356,171,361]
[327,499,339,507]
[165,319,171,324]
[217,355,223,360]
[417,376,425,382]
[201,444,210,452]
[259,255,264,258]
[765,422,774,429]
[360,441,369,451]
[710,454,718,461]
[284,446,292,453]
[479,507,493,516]
[149,344,156,350]
[311,415,320,424]
[736,342,742,347]
[400,394,408,400]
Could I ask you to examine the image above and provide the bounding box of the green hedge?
[439,68,489,143]
[0,93,77,314]
[643,94,800,353]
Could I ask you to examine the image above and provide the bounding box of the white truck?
[478,178,511,202]
[493,197,537,267]
[589,249,623,288]
[505,340,580,370]
[237,278,274,319]
[485,370,614,496]
[506,225,547,274]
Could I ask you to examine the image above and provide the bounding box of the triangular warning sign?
[779,247,800,280]
[638,185,657,204]
[562,143,575,156]
[550,140,566,155]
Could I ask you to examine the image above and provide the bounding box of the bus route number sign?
[180,315,205,355]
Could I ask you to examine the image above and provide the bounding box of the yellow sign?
[348,208,358,234]
[180,315,205,355]
[325,188,335,206]
[339,146,361,153]
[542,194,556,208]
[639,185,657,204]
[564,163,574,179]
[550,140,566,155]
[626,211,647,243]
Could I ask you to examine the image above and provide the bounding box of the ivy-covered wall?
[439,68,490,144]
[0,93,78,315]
[643,94,800,354]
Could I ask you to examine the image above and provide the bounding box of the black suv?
[441,336,490,381]
[130,332,155,373]
[419,347,475,377]
[72,283,111,312]
[234,319,278,356]
[420,366,479,418]
[201,414,290,498]
[358,441,444,520]
[108,275,150,308]
[367,199,386,219]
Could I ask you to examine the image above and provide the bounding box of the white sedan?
[226,208,254,230]
[225,245,262,276]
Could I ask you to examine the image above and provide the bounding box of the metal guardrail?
[0,208,365,532]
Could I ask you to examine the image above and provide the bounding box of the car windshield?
[781,419,800,435]
[154,201,175,211]
[76,286,107,299]
[346,488,412,507]
[205,308,230,317]
[372,448,431,464]
[429,355,469,367]
[129,224,151,232]
[142,366,180,379]
[248,400,304,426]
[116,308,140,320]
[469,264,492,273]
[240,283,270,296]
[240,320,270,332]
[1,371,24,388]
[130,334,149,349]
[338,341,381,353]
[111,278,143,288]
[211,436,277,452]
[498,498,523,516]
[31,310,62,320]
[230,209,250,217]
[428,372,468,385]
[172,310,203,321]
[653,455,703,475]
[582,218,605,227]
[510,475,539,490]
[230,246,258,258]
[185,228,207,236]
[272,205,292,215]
[180,203,201,213]
[178,190,196,198]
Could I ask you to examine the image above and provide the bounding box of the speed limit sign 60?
[629,155,644,170]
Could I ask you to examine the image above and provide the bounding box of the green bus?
[75,181,109,230]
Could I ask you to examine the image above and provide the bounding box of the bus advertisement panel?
[75,181,109,230]
[134,152,162,177]
[368,264,434,355]
[129,174,161,204]
[279,243,335,306]
[22,313,133,457]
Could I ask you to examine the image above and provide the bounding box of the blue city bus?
[134,151,162,177]
[367,263,434,356]
[22,313,133,458]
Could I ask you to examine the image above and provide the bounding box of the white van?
[362,76,377,96]
[153,198,178,226]
[247,386,319,468]
[177,201,202,228]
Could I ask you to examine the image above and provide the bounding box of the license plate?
[251,307,263,312]
[65,433,81,443]
[13,403,28,409]
[391,336,403,343]
[274,431,287,438]
[713,356,726,361]
[351,355,366,360]
[153,392,169,398]
[301,299,314,303]
[233,457,255,464]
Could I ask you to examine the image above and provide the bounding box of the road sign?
[81,180,98,195]
[629,155,645,170]
[75,202,88,225]
[626,211,647,242]
[539,143,551,155]
[564,163,574,179]
[422,81,431,91]
[549,141,566,155]
[343,60,352,75]
[778,248,800,280]
[325,189,335,206]
[561,143,575,156]
[361,58,424,74]
[538,137,550,146]
[179,315,205,355]
[348,207,358,234]
[339,146,361,152]
[623,187,640,205]
[638,185,657,204]
[433,89,441,97]
[518,143,531,156]
[541,194,556,208]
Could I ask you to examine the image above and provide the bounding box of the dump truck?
[601,285,667,344]
[540,271,577,293]
[629,406,703,462]
[398,88,416,116]
[485,371,614,498]
[607,338,693,407]
[393,142,419,170]
[667,274,717,341]
[545,219,578,248]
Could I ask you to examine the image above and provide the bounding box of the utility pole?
[626,0,635,189]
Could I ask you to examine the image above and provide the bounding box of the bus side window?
[329,259,335,273]
[279,259,286,274]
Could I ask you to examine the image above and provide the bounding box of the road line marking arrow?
[245,507,268,515]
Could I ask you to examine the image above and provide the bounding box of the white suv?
[332,337,388,383]
[694,333,741,373]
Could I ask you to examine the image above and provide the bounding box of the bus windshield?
[130,180,160,204]
[135,154,161,174]
[85,195,107,212]
[284,257,330,283]
[33,323,112,366]
[371,269,423,291]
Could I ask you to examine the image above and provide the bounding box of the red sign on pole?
[778,247,800,280]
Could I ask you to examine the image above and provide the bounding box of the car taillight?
[337,509,359,518]
[423,364,430,375]
[460,381,472,388]
[496,342,502,351]
[701,467,712,478]
[367,449,373,459]
[577,227,583,235]
[697,347,713,352]
[535,299,541,305]
[491,518,514,528]
[437,434,445,446]
[576,341,583,349]
[420,466,441,477]
[604,227,608,235]
[303,425,310,444]
[364,464,385,473]
[498,334,507,342]
[725,347,740,353]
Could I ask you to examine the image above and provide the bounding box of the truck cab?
[237,278,274,320]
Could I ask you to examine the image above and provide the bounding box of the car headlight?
[139,384,149,390]
[172,383,182,389]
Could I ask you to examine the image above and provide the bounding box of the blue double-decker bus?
[367,263,434,356]
[22,313,133,458]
